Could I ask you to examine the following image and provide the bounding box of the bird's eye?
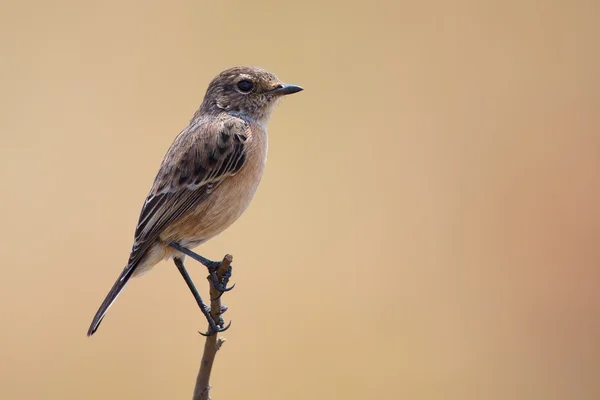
[236,80,254,93]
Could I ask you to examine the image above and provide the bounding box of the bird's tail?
[87,264,137,336]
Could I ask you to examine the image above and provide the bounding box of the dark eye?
[236,80,254,93]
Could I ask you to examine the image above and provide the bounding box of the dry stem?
[192,254,233,400]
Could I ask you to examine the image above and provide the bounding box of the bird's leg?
[173,257,231,336]
[169,242,235,294]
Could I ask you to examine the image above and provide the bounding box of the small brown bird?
[87,66,302,336]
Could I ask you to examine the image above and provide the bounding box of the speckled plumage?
[87,66,302,336]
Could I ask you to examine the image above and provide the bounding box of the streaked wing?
[126,116,250,270]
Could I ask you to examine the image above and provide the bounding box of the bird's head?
[198,66,303,125]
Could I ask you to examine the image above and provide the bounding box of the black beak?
[270,84,304,96]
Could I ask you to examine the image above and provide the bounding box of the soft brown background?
[1,0,599,399]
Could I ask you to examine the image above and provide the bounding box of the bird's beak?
[269,84,304,96]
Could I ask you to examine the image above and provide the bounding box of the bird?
[87,66,303,336]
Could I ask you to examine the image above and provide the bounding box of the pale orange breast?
[159,126,268,248]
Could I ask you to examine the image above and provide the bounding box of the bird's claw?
[199,320,232,337]
[211,279,236,293]
[212,283,235,301]
[208,264,235,294]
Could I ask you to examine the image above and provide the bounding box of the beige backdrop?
[1,0,599,399]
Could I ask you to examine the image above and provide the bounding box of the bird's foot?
[200,304,231,336]
[206,261,235,296]
[169,242,236,294]
[173,256,232,336]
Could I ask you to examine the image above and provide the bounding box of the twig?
[193,254,233,400]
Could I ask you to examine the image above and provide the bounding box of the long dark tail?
[87,264,137,336]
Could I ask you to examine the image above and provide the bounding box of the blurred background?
[1,0,599,399]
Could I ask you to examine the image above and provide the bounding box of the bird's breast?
[208,132,268,226]
[160,128,268,246]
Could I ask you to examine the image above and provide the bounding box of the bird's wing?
[86,116,250,336]
[128,116,251,269]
